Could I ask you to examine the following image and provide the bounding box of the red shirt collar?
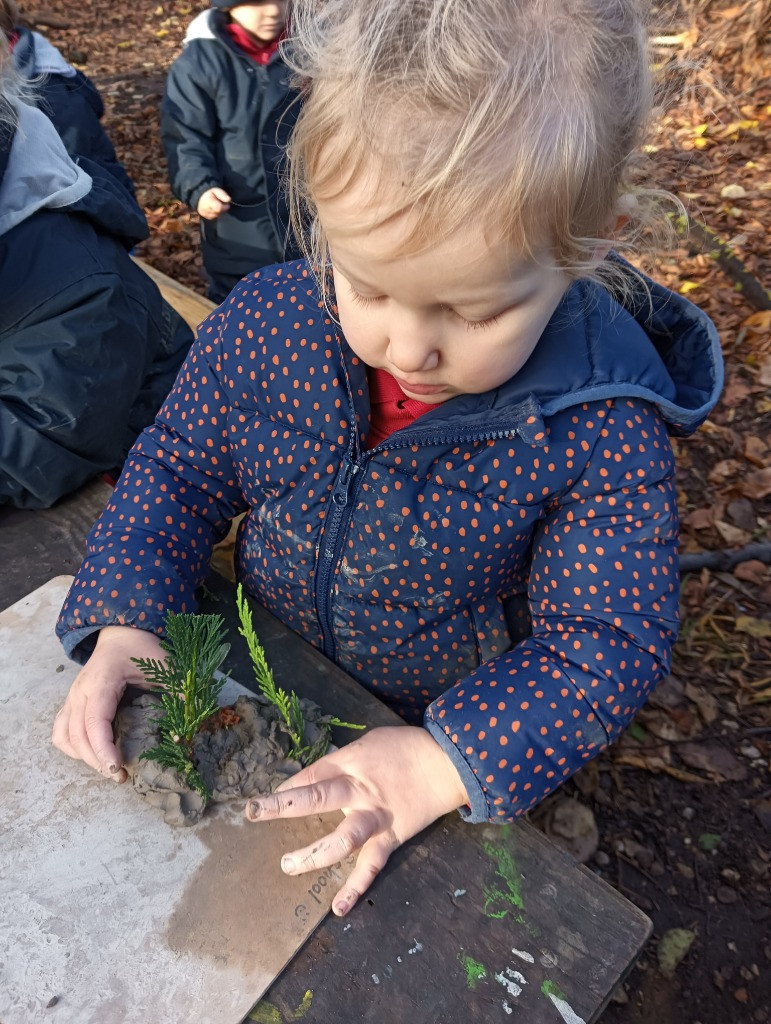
[225,22,284,65]
[366,367,440,448]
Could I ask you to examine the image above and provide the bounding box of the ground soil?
[16,1,771,1021]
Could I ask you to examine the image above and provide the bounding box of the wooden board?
[131,256,216,331]
[0,577,350,1024]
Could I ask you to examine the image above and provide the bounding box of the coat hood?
[11,27,77,78]
[0,101,92,237]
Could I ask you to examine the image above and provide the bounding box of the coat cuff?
[59,625,103,664]
[424,715,490,823]
[188,180,221,213]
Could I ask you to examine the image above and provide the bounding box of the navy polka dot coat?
[57,259,723,822]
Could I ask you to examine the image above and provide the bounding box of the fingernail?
[334,900,349,916]
[108,764,119,774]
[247,800,263,819]
[281,856,295,873]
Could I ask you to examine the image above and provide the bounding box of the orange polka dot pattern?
[57,262,681,823]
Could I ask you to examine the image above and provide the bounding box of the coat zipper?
[313,422,523,659]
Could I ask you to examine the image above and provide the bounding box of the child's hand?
[197,187,232,219]
[244,726,469,915]
[52,625,165,783]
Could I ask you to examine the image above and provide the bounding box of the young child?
[0,35,193,508]
[161,0,300,302]
[54,0,723,916]
[1,0,137,201]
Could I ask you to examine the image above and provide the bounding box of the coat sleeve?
[424,397,680,822]
[161,51,223,211]
[55,306,249,661]
[0,270,177,510]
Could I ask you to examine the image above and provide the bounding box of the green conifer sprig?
[235,584,364,763]
[132,612,231,803]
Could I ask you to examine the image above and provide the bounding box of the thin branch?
[680,542,771,573]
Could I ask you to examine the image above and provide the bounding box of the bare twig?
[680,543,771,573]
[680,218,771,311]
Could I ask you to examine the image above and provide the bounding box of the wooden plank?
[0,497,652,1023]
[202,575,652,1024]
[131,256,216,331]
[0,477,112,610]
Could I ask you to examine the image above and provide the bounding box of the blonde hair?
[0,1,19,37]
[284,0,677,298]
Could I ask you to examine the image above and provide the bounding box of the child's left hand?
[244,725,468,915]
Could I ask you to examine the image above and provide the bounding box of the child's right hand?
[197,187,232,219]
[52,625,165,783]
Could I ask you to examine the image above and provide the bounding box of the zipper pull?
[332,460,358,507]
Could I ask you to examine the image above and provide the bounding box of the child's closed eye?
[348,289,384,309]
[349,288,501,331]
[449,309,502,331]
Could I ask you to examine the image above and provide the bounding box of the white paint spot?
[545,992,587,1024]
[453,889,467,898]
[343,923,351,931]
[408,939,424,955]
[540,951,559,968]
[495,968,527,998]
[371,974,380,985]
[511,948,535,963]
[396,956,403,963]
[502,1000,513,1015]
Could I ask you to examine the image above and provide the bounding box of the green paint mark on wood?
[248,1003,283,1024]
[482,839,524,919]
[458,953,487,989]
[294,991,313,1018]
[542,978,567,1000]
[248,990,313,1023]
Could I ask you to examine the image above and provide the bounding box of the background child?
[0,38,193,508]
[161,0,300,302]
[1,0,137,201]
[54,0,722,916]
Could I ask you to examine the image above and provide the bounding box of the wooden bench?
[0,266,653,1022]
[132,255,216,331]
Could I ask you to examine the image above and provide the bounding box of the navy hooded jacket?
[56,259,723,821]
[0,101,193,509]
[161,9,301,293]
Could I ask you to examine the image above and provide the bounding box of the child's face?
[229,1,287,43]
[317,188,570,405]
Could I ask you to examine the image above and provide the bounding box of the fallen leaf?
[739,468,771,500]
[714,520,751,546]
[678,741,748,782]
[679,280,702,294]
[683,506,719,530]
[720,184,746,199]
[743,435,768,466]
[684,682,719,725]
[736,616,771,639]
[658,929,696,975]
[541,798,599,863]
[708,459,743,483]
[698,832,722,852]
[743,310,771,332]
[734,560,769,585]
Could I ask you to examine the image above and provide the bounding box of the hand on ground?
[197,186,232,219]
[52,625,165,782]
[244,725,469,915]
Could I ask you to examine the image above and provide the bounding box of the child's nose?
[385,316,441,374]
